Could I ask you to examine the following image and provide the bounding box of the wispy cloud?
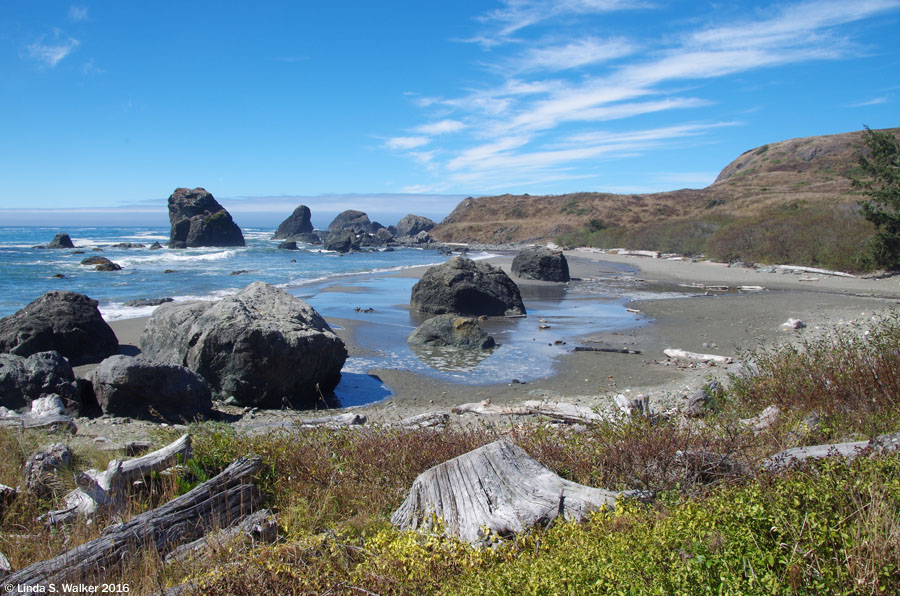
[26,30,80,67]
[385,0,900,193]
[68,6,88,21]
[847,96,888,107]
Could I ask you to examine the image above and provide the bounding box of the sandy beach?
[66,249,899,445]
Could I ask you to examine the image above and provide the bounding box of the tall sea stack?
[167,187,245,248]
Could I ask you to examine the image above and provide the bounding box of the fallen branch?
[452,400,605,424]
[7,455,263,587]
[763,432,900,471]
[165,508,278,563]
[298,412,367,428]
[663,349,733,364]
[574,346,641,354]
[393,412,451,429]
[776,265,855,278]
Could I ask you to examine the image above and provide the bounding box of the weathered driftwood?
[0,550,11,578]
[165,508,278,563]
[776,265,855,278]
[574,346,642,354]
[612,249,659,258]
[452,400,605,424]
[393,412,451,429]
[0,413,77,433]
[663,349,733,364]
[299,412,367,428]
[613,393,651,418]
[392,439,648,544]
[763,432,900,471]
[43,434,193,524]
[675,450,749,482]
[740,404,781,434]
[6,455,263,587]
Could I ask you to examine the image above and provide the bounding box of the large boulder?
[0,292,119,366]
[511,247,570,282]
[167,187,245,249]
[327,210,383,235]
[0,351,81,413]
[272,205,314,239]
[139,282,347,408]
[408,314,496,350]
[89,355,212,421]
[324,230,359,253]
[410,257,526,317]
[396,214,436,237]
[47,233,75,249]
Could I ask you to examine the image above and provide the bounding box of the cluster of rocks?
[0,283,348,424]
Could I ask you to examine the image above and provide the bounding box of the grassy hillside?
[431,127,899,272]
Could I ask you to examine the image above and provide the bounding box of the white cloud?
[26,32,80,67]
[511,37,635,72]
[415,119,466,135]
[68,6,88,21]
[847,96,888,107]
[385,136,430,150]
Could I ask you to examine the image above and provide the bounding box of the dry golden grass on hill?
[431,127,894,251]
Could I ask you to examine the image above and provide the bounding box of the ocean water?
[0,226,645,405]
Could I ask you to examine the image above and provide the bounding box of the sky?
[1,0,898,228]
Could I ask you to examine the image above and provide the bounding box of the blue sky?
[1,1,898,227]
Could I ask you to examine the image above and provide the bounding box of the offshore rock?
[410,257,526,317]
[396,214,436,237]
[167,187,245,248]
[0,292,119,366]
[272,205,314,239]
[47,233,75,249]
[511,246,570,282]
[140,282,347,408]
[327,210,383,235]
[408,314,496,350]
[90,355,212,422]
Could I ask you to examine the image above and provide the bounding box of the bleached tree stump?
[392,439,649,544]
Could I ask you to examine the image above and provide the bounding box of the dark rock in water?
[324,230,358,253]
[80,256,121,271]
[52,274,65,279]
[230,270,250,276]
[511,247,570,282]
[292,232,322,245]
[24,443,72,499]
[396,214,436,237]
[89,355,212,422]
[71,250,85,255]
[0,292,119,366]
[327,210,383,235]
[167,187,245,248]
[139,282,347,408]
[411,257,526,317]
[47,233,75,249]
[437,245,453,256]
[109,243,145,249]
[0,351,81,413]
[123,298,174,308]
[149,242,163,250]
[163,269,176,274]
[408,314,496,350]
[277,241,299,250]
[273,205,314,239]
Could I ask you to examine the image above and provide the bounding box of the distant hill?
[431,128,898,256]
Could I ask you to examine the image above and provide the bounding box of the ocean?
[0,226,643,405]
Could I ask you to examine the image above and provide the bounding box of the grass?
[2,313,900,594]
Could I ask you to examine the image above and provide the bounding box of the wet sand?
[90,252,900,432]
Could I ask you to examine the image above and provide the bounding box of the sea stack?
[166,187,245,249]
[273,205,314,239]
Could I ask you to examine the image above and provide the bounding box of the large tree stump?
[392,439,648,544]
[6,455,263,587]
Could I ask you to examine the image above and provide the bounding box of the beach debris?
[776,264,856,278]
[738,285,765,292]
[165,508,278,564]
[614,393,651,418]
[0,550,10,578]
[574,346,641,354]
[740,404,781,434]
[781,318,807,329]
[393,412,450,430]
[675,450,749,482]
[678,282,728,291]
[511,246,570,282]
[392,439,650,544]
[539,324,551,330]
[354,306,376,313]
[663,349,733,364]
[763,432,900,471]
[9,455,262,588]
[612,249,659,258]
[625,307,641,313]
[42,434,193,524]
[298,412,367,428]
[452,399,605,425]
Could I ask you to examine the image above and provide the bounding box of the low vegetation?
[2,313,900,594]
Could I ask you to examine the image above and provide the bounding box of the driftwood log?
[0,413,76,433]
[393,412,451,429]
[43,434,193,524]
[6,455,263,587]
[165,508,278,563]
[392,439,648,544]
[452,400,605,424]
[663,349,733,364]
[574,346,641,354]
[299,412,367,427]
[740,405,781,434]
[763,432,900,471]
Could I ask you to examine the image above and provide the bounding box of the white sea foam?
[113,249,239,267]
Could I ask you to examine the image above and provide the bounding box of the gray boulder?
[408,314,496,350]
[277,241,299,250]
[396,214,436,237]
[410,257,526,317]
[0,292,119,365]
[0,352,81,413]
[89,355,212,421]
[324,230,358,253]
[167,187,245,248]
[139,282,347,408]
[511,247,570,282]
[273,205,314,239]
[327,210,383,235]
[47,233,75,249]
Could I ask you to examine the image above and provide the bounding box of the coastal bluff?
[167,187,245,249]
